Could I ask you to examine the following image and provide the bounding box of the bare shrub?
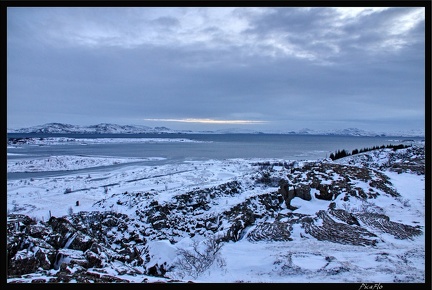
[343,200,385,215]
[174,235,225,279]
[11,200,18,212]
[396,196,410,207]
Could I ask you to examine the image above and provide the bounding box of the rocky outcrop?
[300,208,422,246]
[335,145,425,175]
[7,212,149,279]
[286,161,399,202]
[355,212,423,239]
[302,209,380,246]
[247,220,292,242]
[278,179,312,210]
[278,179,297,210]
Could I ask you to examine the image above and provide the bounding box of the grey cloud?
[240,7,425,63]
[244,7,335,34]
[336,8,424,54]
[152,16,180,27]
[6,7,426,132]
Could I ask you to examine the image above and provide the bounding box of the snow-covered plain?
[7,155,165,172]
[7,136,210,146]
[6,138,427,284]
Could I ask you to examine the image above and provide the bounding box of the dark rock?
[8,251,40,276]
[84,250,103,268]
[295,184,312,201]
[31,279,47,283]
[302,210,379,246]
[315,185,333,201]
[278,179,297,210]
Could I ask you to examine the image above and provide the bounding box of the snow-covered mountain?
[305,127,372,136]
[282,127,424,137]
[7,123,425,137]
[7,123,167,134]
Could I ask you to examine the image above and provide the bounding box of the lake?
[7,133,422,180]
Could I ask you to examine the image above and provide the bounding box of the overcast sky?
[7,6,426,133]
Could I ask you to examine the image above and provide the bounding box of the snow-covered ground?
[6,140,427,283]
[7,155,165,172]
[7,158,254,219]
[7,136,210,146]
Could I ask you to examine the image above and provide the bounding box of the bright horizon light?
[143,118,269,125]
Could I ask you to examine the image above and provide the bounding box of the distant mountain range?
[7,122,425,137]
[7,123,175,134]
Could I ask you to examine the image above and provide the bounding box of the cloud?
[7,6,426,132]
[143,118,269,124]
[8,7,425,63]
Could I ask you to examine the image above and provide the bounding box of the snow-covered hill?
[283,127,424,137]
[7,123,425,137]
[7,143,426,283]
[7,123,173,134]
